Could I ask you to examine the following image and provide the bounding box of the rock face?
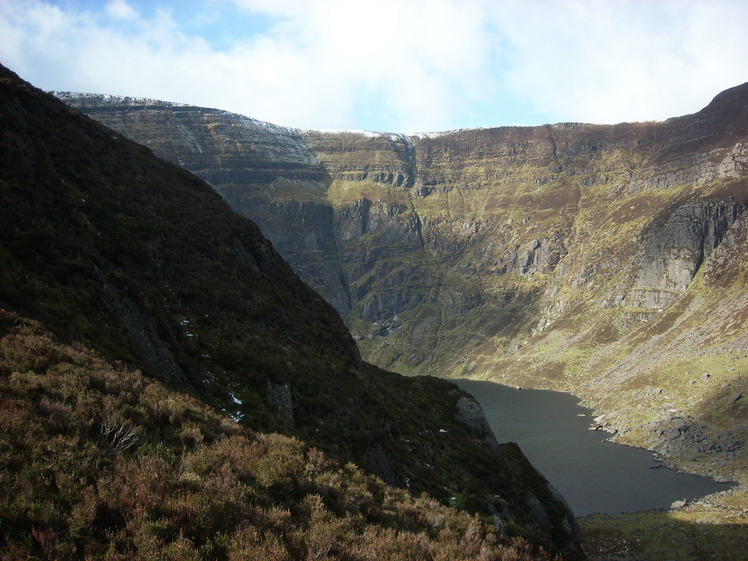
[57,82,748,483]
[626,200,741,309]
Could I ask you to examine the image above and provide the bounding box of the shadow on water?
[454,379,732,517]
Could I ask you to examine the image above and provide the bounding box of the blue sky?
[1,0,747,133]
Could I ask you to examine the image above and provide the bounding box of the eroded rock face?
[453,391,501,454]
[625,200,742,309]
[267,380,295,426]
[55,86,748,339]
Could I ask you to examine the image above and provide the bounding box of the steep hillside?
[0,310,561,561]
[0,64,582,557]
[56,83,748,487]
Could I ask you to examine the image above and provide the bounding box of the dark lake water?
[455,379,731,517]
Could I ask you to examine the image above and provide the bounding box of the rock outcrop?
[626,200,741,310]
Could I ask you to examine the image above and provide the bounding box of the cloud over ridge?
[1,0,746,132]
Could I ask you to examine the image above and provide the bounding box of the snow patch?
[51,91,192,108]
[51,91,509,140]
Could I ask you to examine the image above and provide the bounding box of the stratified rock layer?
[57,83,748,484]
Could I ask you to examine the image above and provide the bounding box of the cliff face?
[56,83,748,484]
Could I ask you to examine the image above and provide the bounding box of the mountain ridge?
[52,79,748,136]
[55,81,748,490]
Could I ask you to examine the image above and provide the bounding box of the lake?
[455,379,731,516]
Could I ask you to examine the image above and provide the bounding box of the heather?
[0,311,556,560]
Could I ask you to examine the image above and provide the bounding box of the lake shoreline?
[453,378,732,517]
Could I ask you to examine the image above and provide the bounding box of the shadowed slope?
[0,64,583,557]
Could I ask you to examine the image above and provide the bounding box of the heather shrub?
[227,527,291,561]
[0,312,554,561]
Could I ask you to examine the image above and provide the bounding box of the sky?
[0,0,747,133]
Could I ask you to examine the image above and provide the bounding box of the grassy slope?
[579,489,748,561]
[488,179,748,483]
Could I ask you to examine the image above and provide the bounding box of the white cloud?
[486,0,748,124]
[0,0,505,130]
[0,0,746,131]
[106,0,137,21]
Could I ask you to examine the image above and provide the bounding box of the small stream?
[455,379,731,516]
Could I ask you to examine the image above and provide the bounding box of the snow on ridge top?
[307,128,497,140]
[51,91,303,138]
[409,126,509,139]
[409,131,448,139]
[309,128,423,142]
[51,91,192,108]
[51,91,298,135]
[310,128,399,138]
[51,92,503,139]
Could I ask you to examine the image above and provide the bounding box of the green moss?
[326,179,411,206]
